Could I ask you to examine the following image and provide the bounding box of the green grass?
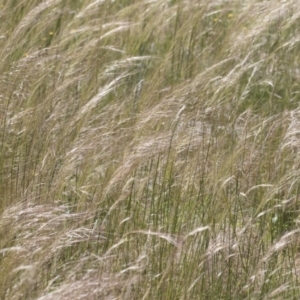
[1,0,300,299]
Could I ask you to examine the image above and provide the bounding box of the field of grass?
[1,0,300,299]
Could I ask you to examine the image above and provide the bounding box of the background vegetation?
[1,0,300,299]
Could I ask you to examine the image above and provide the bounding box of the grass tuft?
[1,0,300,299]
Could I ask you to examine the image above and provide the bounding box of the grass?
[1,0,300,299]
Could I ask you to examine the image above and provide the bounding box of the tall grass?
[1,0,300,299]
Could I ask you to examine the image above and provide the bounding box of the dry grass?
[1,0,300,299]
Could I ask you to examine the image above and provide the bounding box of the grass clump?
[1,0,300,299]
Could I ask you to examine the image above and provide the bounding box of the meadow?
[1,0,300,299]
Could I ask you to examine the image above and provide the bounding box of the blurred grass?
[1,0,300,299]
